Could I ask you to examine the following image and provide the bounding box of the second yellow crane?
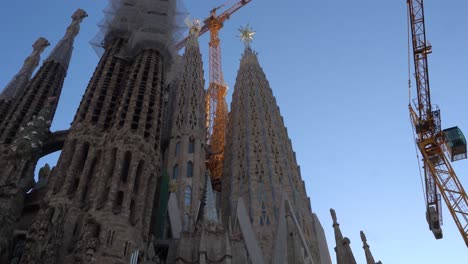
[407,0,468,246]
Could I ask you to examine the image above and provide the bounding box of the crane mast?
[407,0,468,246]
[205,1,253,190]
[175,1,252,190]
[205,6,229,191]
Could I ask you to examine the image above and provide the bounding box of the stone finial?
[32,37,50,54]
[21,37,50,71]
[360,231,367,244]
[184,17,201,49]
[330,208,338,224]
[0,37,50,100]
[185,17,201,36]
[361,230,381,264]
[47,9,87,68]
[65,9,88,39]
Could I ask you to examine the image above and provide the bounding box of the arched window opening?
[187,161,193,178]
[121,151,132,183]
[81,155,99,204]
[129,199,136,225]
[188,139,195,154]
[172,164,179,180]
[113,191,124,214]
[133,160,144,193]
[175,141,180,156]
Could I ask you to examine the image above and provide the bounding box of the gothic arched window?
[172,164,179,180]
[188,139,195,153]
[175,141,180,157]
[187,161,193,178]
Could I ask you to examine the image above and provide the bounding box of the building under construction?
[0,1,384,263]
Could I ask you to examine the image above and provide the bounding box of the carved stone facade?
[0,1,342,264]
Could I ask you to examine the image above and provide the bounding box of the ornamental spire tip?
[238,24,255,46]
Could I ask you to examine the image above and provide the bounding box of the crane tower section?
[174,0,252,190]
[205,0,252,190]
[407,0,468,246]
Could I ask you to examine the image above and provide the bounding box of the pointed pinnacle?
[330,208,338,225]
[360,231,369,246]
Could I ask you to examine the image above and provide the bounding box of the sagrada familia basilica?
[0,1,381,263]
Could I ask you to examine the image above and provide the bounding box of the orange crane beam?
[407,0,468,246]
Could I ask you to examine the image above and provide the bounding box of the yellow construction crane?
[407,0,468,246]
[176,0,252,191]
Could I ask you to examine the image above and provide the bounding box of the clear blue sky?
[1,1,468,263]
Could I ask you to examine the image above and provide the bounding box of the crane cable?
[407,2,428,206]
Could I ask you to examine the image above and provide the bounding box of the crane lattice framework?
[176,0,252,190]
[407,0,468,246]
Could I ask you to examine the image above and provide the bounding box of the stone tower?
[164,21,207,234]
[0,9,86,145]
[360,231,382,264]
[330,209,357,264]
[0,37,49,124]
[0,10,86,260]
[17,1,178,263]
[222,40,327,263]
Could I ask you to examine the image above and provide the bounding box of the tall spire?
[0,9,87,145]
[330,209,357,264]
[222,28,324,263]
[46,9,87,69]
[185,18,202,47]
[0,37,50,100]
[202,173,219,223]
[164,13,207,236]
[360,231,382,264]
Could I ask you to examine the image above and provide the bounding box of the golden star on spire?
[238,24,255,46]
